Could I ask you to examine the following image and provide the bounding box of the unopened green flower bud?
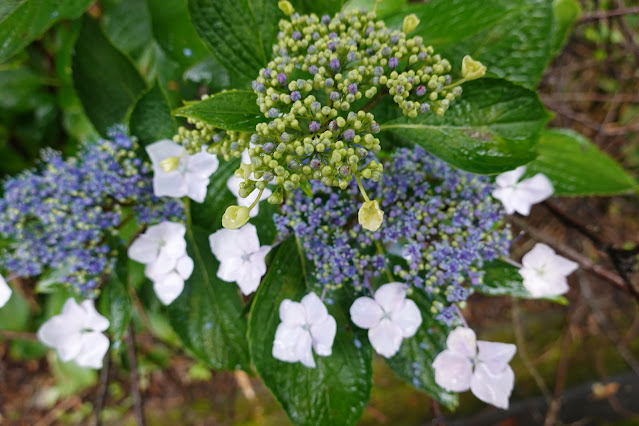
[278,0,295,16]
[222,206,250,229]
[358,200,384,231]
[461,55,486,80]
[403,14,420,34]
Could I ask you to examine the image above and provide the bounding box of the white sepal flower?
[208,224,271,295]
[492,166,553,215]
[432,327,516,409]
[349,282,422,358]
[272,292,337,368]
[146,139,219,203]
[37,298,110,369]
[146,254,194,305]
[128,221,191,305]
[518,243,578,298]
[0,274,12,308]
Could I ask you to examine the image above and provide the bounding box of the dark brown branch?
[578,7,639,23]
[93,354,111,426]
[126,323,146,426]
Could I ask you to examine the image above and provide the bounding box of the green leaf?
[525,129,638,196]
[0,288,30,331]
[0,0,93,62]
[72,16,147,136]
[381,78,551,174]
[341,0,407,18]
[129,81,177,145]
[383,0,554,89]
[50,353,97,398]
[188,0,282,84]
[174,90,263,132]
[166,224,250,370]
[385,291,458,409]
[248,238,373,426]
[98,268,132,343]
[551,0,581,56]
[476,260,568,304]
[294,0,348,15]
[0,67,50,112]
[101,0,154,59]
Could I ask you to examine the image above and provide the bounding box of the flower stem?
[248,187,266,212]
[353,173,370,202]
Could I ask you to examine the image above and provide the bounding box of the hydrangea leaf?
[384,291,459,409]
[341,0,407,18]
[166,225,250,370]
[0,0,94,63]
[477,260,568,304]
[383,0,554,89]
[248,238,373,426]
[292,0,348,15]
[174,90,264,133]
[129,81,177,146]
[98,268,132,344]
[188,0,283,85]
[525,129,638,196]
[72,16,147,136]
[381,78,551,174]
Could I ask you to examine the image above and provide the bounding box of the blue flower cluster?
[274,147,511,323]
[0,128,183,294]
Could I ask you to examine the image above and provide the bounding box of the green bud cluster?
[244,7,462,204]
[173,97,250,160]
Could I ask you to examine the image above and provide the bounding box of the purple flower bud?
[263,171,274,181]
[271,94,279,101]
[255,82,265,92]
[325,78,334,87]
[347,52,357,62]
[416,85,426,96]
[329,32,337,39]
[330,91,340,101]
[290,91,301,101]
[321,14,331,24]
[381,46,391,57]
[268,108,279,118]
[343,129,356,141]
[395,85,404,95]
[418,51,429,61]
[311,102,321,113]
[263,142,275,153]
[309,65,318,75]
[307,45,317,54]
[348,83,358,94]
[280,133,290,142]
[264,68,272,78]
[445,75,452,84]
[420,103,430,113]
[309,121,321,132]
[389,57,399,69]
[277,73,287,85]
[329,120,339,132]
[328,42,336,51]
[312,31,320,40]
[292,31,302,40]
[370,122,380,133]
[365,26,374,36]
[310,158,321,169]
[374,66,384,76]
[330,58,340,71]
[390,35,400,44]
[339,165,351,176]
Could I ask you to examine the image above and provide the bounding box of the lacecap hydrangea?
[0,128,183,294]
[274,146,511,324]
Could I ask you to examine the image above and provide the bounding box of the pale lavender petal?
[74,331,110,369]
[311,314,336,356]
[470,363,514,409]
[373,282,407,313]
[176,255,194,280]
[79,300,110,332]
[153,170,187,198]
[368,319,403,358]
[391,298,422,338]
[476,341,516,374]
[0,275,11,308]
[279,300,306,326]
[495,166,526,188]
[301,292,328,324]
[153,272,185,305]
[350,297,383,329]
[446,327,477,358]
[127,234,160,264]
[273,323,304,363]
[432,350,473,392]
[187,151,219,177]
[145,139,184,164]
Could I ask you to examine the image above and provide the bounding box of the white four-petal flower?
[146,139,219,203]
[208,224,271,295]
[37,298,110,369]
[272,292,337,368]
[432,327,516,409]
[226,150,272,218]
[0,273,11,308]
[127,221,193,305]
[492,166,553,215]
[349,282,422,358]
[518,243,578,298]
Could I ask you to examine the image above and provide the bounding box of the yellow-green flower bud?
[461,55,487,81]
[403,14,420,34]
[222,206,250,229]
[159,156,180,172]
[358,200,384,231]
[278,0,295,16]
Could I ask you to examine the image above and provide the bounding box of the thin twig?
[430,399,445,425]
[93,354,111,426]
[126,323,146,426]
[578,6,639,23]
[0,330,37,341]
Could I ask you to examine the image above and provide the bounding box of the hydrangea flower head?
[273,292,337,368]
[432,327,516,409]
[518,243,578,298]
[38,298,110,369]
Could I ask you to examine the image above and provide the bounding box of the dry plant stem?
[34,396,83,426]
[578,6,639,22]
[0,330,37,341]
[611,0,639,63]
[511,299,552,404]
[430,399,445,425]
[508,216,636,301]
[93,354,111,426]
[126,323,146,426]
